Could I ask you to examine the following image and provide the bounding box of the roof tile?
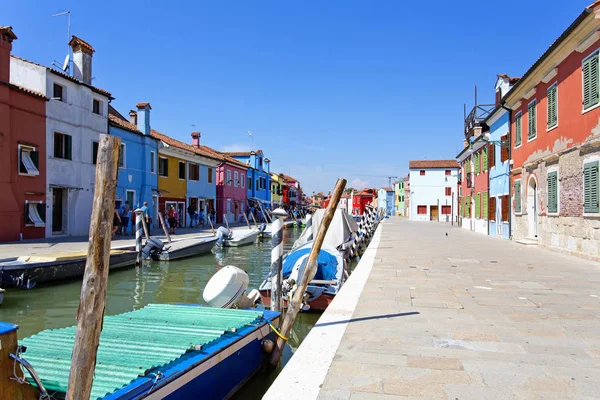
[409,160,460,169]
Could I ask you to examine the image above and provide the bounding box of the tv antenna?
[52,10,72,73]
[248,131,254,150]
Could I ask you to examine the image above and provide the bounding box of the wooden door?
[430,205,439,221]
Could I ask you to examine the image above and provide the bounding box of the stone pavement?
[271,217,600,400]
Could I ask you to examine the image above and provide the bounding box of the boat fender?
[262,339,275,353]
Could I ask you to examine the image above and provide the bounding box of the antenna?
[52,10,72,75]
[248,130,254,150]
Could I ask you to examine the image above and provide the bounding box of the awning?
[21,151,39,176]
[28,203,45,227]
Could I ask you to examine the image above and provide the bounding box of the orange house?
[505,2,600,258]
[0,27,48,242]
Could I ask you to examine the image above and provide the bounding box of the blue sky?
[4,0,589,194]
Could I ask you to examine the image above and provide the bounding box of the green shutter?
[483,147,488,171]
[466,158,471,173]
[483,191,488,220]
[515,181,522,213]
[547,171,558,213]
[467,196,471,217]
[584,162,599,213]
[475,153,480,174]
[583,53,599,110]
[515,113,522,147]
[528,101,537,139]
[475,193,480,218]
[547,85,558,129]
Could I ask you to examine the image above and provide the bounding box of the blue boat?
[2,304,280,399]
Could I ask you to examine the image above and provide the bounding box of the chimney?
[463,139,470,149]
[69,35,94,84]
[191,131,201,147]
[136,102,151,135]
[129,110,137,126]
[0,26,17,83]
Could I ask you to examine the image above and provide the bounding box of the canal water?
[0,226,320,398]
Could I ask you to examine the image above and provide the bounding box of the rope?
[263,317,288,341]
[10,346,26,385]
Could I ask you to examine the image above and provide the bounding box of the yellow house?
[270,173,282,207]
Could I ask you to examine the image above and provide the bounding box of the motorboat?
[139,236,218,261]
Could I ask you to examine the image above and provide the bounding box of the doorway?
[177,202,185,228]
[430,205,439,221]
[152,195,158,229]
[52,187,65,234]
[527,176,538,238]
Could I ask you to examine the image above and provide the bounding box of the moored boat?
[138,236,219,261]
[216,227,261,247]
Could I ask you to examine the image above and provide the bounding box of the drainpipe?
[501,102,512,239]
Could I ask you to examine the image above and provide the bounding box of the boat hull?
[223,231,260,247]
[155,237,218,261]
[259,290,335,311]
[0,251,137,287]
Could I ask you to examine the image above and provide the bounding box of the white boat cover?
[293,209,358,250]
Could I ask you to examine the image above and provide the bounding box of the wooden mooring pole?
[66,134,120,400]
[270,178,346,367]
[158,212,171,243]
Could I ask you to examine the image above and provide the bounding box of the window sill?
[159,175,168,178]
[527,135,537,143]
[19,172,40,177]
[547,124,558,133]
[25,223,46,228]
[582,103,600,115]
[583,212,600,218]
[514,143,522,150]
[547,212,560,217]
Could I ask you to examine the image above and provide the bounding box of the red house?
[505,2,600,258]
[0,27,48,242]
[216,154,248,224]
[352,188,376,215]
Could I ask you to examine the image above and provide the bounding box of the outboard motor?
[216,226,233,247]
[142,237,165,261]
[258,223,267,233]
[203,266,261,308]
[0,270,36,289]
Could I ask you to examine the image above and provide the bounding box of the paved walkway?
[268,217,600,400]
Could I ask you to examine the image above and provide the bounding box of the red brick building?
[0,27,48,242]
[505,2,600,258]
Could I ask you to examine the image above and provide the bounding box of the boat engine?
[142,237,165,261]
[258,223,267,233]
[216,226,233,247]
[203,266,261,309]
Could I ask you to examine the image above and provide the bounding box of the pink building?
[216,154,248,224]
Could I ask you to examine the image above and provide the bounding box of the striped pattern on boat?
[19,304,264,399]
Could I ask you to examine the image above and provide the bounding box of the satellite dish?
[62,54,70,72]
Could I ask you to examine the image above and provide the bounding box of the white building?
[409,160,459,222]
[11,36,112,236]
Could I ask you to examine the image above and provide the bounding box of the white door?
[496,197,503,237]
[527,177,538,238]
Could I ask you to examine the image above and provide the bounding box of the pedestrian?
[198,209,204,227]
[119,201,130,236]
[112,206,122,239]
[168,206,177,234]
[188,204,196,228]
[140,201,152,228]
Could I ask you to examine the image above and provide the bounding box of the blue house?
[108,103,160,228]
[226,150,271,209]
[486,75,518,239]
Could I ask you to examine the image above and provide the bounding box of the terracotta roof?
[356,188,376,196]
[0,26,17,41]
[10,55,113,99]
[280,173,297,183]
[497,73,521,85]
[0,80,48,100]
[68,35,94,53]
[225,149,263,157]
[382,187,393,192]
[409,160,459,169]
[136,102,151,109]
[108,106,146,136]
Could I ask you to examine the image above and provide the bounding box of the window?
[584,161,599,213]
[501,195,509,221]
[227,198,232,213]
[583,52,599,111]
[150,151,155,173]
[53,83,64,101]
[445,170,451,176]
[189,163,199,181]
[445,187,451,196]
[514,180,522,213]
[241,173,245,188]
[208,167,213,184]
[126,190,135,209]
[475,152,480,174]
[234,171,239,187]
[441,205,451,215]
[475,192,481,218]
[482,146,488,171]
[25,201,45,227]
[248,176,252,190]
[19,145,40,176]
[547,83,558,129]
[93,99,102,115]
[92,141,99,165]
[483,191,488,220]
[53,132,72,160]
[118,144,125,168]
[178,161,185,180]
[489,196,496,221]
[227,170,232,185]
[159,157,168,177]
[256,179,259,190]
[528,100,537,140]
[547,171,558,213]
[420,170,425,176]
[500,135,509,162]
[417,205,427,214]
[515,112,522,147]
[488,144,495,167]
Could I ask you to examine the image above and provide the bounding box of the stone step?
[516,238,538,246]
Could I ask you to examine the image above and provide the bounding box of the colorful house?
[404,177,410,217]
[10,35,112,237]
[270,173,284,208]
[486,75,519,239]
[0,27,48,242]
[409,160,458,222]
[280,174,302,208]
[352,188,376,215]
[108,104,160,228]
[377,188,394,216]
[393,181,404,216]
[504,2,600,257]
[226,150,271,210]
[215,153,248,224]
